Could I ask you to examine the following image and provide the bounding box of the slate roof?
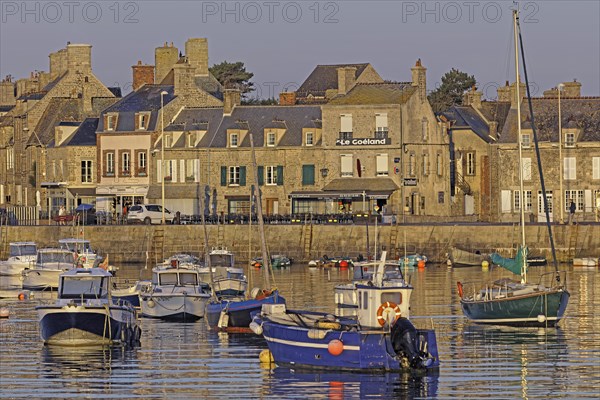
[327,83,414,105]
[18,92,46,101]
[479,101,511,134]
[62,118,99,146]
[0,105,15,113]
[28,98,84,146]
[443,106,496,143]
[98,85,176,132]
[296,63,371,98]
[164,105,322,148]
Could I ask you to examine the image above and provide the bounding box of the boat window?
[38,252,74,264]
[159,273,178,285]
[209,254,233,266]
[363,292,368,310]
[10,244,36,257]
[179,273,198,285]
[381,293,402,305]
[228,272,244,279]
[60,276,107,299]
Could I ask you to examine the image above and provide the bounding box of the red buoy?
[328,339,344,356]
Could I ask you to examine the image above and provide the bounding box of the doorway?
[266,198,279,215]
[537,191,553,222]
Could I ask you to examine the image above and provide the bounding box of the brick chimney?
[411,59,427,103]
[49,48,68,80]
[509,79,526,109]
[132,61,155,91]
[279,92,296,106]
[223,89,241,115]
[0,79,15,106]
[337,67,357,95]
[497,81,510,102]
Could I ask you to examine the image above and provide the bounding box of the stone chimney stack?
[279,92,296,106]
[0,77,15,106]
[173,63,194,96]
[337,67,357,95]
[497,81,510,102]
[411,59,427,103]
[49,48,68,80]
[66,44,92,73]
[132,61,155,91]
[185,38,209,76]
[155,42,179,84]
[562,80,581,97]
[463,86,482,109]
[509,79,526,109]
[489,121,498,138]
[223,89,241,115]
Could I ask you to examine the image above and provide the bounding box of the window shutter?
[276,165,284,185]
[171,160,177,181]
[194,159,200,183]
[593,157,600,180]
[157,160,162,183]
[180,160,185,183]
[501,190,511,213]
[340,114,352,132]
[257,166,264,186]
[240,166,247,186]
[302,165,315,185]
[220,166,227,186]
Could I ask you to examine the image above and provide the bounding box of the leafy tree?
[428,68,477,114]
[209,61,255,97]
[242,97,278,106]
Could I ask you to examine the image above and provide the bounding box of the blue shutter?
[276,165,284,186]
[221,166,227,186]
[302,165,315,185]
[257,166,264,186]
[240,166,247,186]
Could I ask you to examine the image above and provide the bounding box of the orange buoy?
[17,292,26,301]
[328,339,344,356]
[417,260,426,269]
[339,260,349,269]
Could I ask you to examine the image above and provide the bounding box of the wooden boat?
[36,268,141,346]
[251,252,439,372]
[446,246,487,267]
[0,242,37,276]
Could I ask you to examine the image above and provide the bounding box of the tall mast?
[249,131,271,288]
[513,9,527,283]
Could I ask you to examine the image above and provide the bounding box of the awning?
[290,177,399,200]
[68,188,96,197]
[289,190,394,200]
[96,185,149,196]
[41,182,67,188]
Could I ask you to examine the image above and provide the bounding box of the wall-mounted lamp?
[320,168,329,178]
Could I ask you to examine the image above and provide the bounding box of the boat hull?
[0,259,33,276]
[140,293,209,321]
[213,279,247,297]
[22,269,68,290]
[460,289,570,327]
[206,293,285,329]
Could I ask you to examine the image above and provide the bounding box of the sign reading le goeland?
[403,178,418,186]
[335,138,391,146]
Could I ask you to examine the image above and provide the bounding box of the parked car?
[127,204,173,224]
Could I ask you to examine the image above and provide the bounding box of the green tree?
[209,61,254,97]
[428,68,477,114]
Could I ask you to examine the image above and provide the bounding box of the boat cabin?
[58,268,111,300]
[208,248,234,268]
[36,249,76,268]
[9,242,37,259]
[152,267,201,287]
[58,239,95,255]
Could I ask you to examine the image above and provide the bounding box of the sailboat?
[458,9,569,327]
[205,129,285,331]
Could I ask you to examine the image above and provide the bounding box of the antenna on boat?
[516,8,561,281]
[200,185,217,299]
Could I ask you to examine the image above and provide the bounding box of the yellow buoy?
[482,260,489,269]
[259,349,274,363]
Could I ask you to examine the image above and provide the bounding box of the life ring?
[457,281,464,298]
[376,301,401,326]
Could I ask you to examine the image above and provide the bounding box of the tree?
[427,68,477,114]
[209,61,254,97]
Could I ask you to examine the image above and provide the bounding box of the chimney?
[509,79,526,109]
[155,42,179,84]
[337,67,357,95]
[463,86,482,109]
[185,38,209,76]
[49,48,68,80]
[411,59,427,103]
[497,81,510,102]
[543,88,559,97]
[279,92,296,106]
[66,43,92,73]
[132,61,155,91]
[223,89,241,115]
[0,80,16,106]
[562,80,581,98]
[173,63,194,96]
[489,121,498,138]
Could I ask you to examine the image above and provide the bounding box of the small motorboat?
[111,280,152,308]
[397,254,428,268]
[58,238,105,270]
[572,257,598,267]
[36,268,141,346]
[0,242,37,276]
[22,248,77,290]
[199,248,247,296]
[251,255,292,269]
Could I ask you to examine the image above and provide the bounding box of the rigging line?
[517,13,561,281]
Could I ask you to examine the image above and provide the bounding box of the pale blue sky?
[1,1,598,98]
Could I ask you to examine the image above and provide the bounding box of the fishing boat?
[35,268,141,346]
[139,263,211,321]
[0,242,37,276]
[199,248,247,296]
[22,248,77,290]
[251,252,439,372]
[446,246,487,267]
[58,238,103,269]
[251,255,292,269]
[206,130,285,331]
[458,9,569,327]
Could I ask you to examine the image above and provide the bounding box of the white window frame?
[187,133,196,148]
[266,166,277,185]
[230,133,239,148]
[106,152,115,175]
[164,134,173,148]
[122,152,131,174]
[513,190,532,212]
[422,153,429,176]
[340,154,353,177]
[266,132,276,147]
[466,152,475,176]
[521,133,531,148]
[81,160,93,183]
[564,157,576,180]
[106,115,116,131]
[138,151,147,173]
[376,154,388,176]
[229,166,240,185]
[565,132,575,147]
[375,113,388,138]
[305,132,314,146]
[138,113,149,130]
[565,190,584,212]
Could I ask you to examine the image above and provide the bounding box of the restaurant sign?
[335,138,391,146]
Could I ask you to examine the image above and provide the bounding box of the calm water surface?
[1,263,599,399]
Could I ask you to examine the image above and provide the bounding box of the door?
[537,191,553,222]
[266,199,279,215]
[464,195,474,215]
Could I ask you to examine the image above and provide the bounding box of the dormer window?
[266,132,276,147]
[164,134,173,148]
[230,133,239,148]
[187,132,196,148]
[106,115,116,131]
[137,113,149,130]
[521,133,531,148]
[305,132,314,146]
[565,132,575,147]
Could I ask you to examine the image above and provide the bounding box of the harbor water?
[1,263,599,399]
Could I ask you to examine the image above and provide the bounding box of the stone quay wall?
[2,223,598,265]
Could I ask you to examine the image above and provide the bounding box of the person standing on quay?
[567,200,576,225]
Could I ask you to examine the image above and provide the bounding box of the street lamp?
[557,83,564,224]
[160,90,168,225]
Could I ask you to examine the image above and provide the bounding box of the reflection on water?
[0,263,599,398]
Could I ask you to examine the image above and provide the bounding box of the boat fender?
[315,321,341,330]
[376,302,401,326]
[457,281,464,298]
[250,287,261,298]
[249,321,263,335]
[259,349,274,363]
[0,307,9,318]
[308,329,327,339]
[328,339,344,356]
[147,299,156,308]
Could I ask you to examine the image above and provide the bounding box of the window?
[81,160,92,183]
[421,118,429,141]
[187,133,196,148]
[522,157,532,181]
[521,133,531,148]
[305,132,314,146]
[106,152,115,176]
[593,157,600,180]
[137,151,147,176]
[6,147,14,169]
[228,198,250,214]
[106,115,116,131]
[340,131,352,140]
[376,154,388,176]
[438,191,445,204]
[138,113,148,130]
[186,159,199,182]
[302,165,315,185]
[565,190,584,212]
[341,154,353,177]
[422,153,429,176]
[565,132,575,147]
[466,152,476,176]
[513,190,532,212]
[340,114,352,134]
[375,113,388,138]
[564,157,576,180]
[408,153,416,176]
[164,159,176,181]
[266,132,276,147]
[121,152,131,175]
[230,133,239,148]
[436,153,443,176]
[229,166,240,185]
[164,134,173,148]
[294,199,317,213]
[266,166,277,185]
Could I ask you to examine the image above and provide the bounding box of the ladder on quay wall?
[145,227,165,269]
[302,217,313,260]
[388,223,400,260]
[567,223,579,261]
[217,220,225,246]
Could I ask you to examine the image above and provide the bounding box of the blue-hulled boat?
[251,252,439,372]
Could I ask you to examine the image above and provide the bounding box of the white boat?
[22,249,77,290]
[111,280,152,308]
[446,246,487,267]
[36,268,141,346]
[0,242,37,276]
[573,257,598,267]
[140,264,211,321]
[199,248,247,296]
[58,238,103,270]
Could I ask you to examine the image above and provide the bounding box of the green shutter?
[276,165,284,185]
[302,164,315,185]
[257,166,264,186]
[240,166,247,186]
[221,166,227,186]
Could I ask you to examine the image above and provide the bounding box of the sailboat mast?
[200,186,216,299]
[249,131,271,288]
[513,9,527,283]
